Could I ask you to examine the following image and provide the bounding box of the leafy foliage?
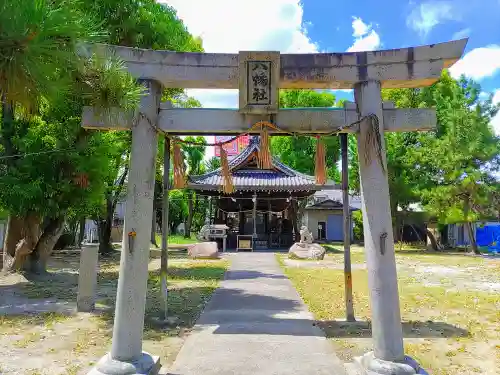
[205,156,221,172]
[80,0,202,51]
[0,0,204,266]
[271,90,341,179]
[0,117,116,218]
[347,71,500,250]
[0,0,100,107]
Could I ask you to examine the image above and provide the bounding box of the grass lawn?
[154,234,198,246]
[0,249,228,375]
[279,249,500,375]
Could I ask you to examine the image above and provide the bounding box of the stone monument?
[288,226,326,260]
[187,242,219,259]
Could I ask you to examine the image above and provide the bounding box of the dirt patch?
[0,249,228,375]
[281,251,499,293]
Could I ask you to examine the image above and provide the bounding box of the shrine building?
[187,136,338,251]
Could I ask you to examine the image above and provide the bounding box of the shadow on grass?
[171,283,468,339]
[394,249,488,259]
[1,262,469,342]
[321,244,344,254]
[1,260,227,340]
[318,320,469,339]
[149,249,189,260]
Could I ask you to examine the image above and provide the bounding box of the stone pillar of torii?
[82,39,467,375]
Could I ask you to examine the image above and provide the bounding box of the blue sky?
[164,0,500,135]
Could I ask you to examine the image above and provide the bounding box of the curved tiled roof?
[188,137,332,192]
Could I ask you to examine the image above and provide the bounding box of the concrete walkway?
[166,253,346,375]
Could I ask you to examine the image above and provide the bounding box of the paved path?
[166,253,346,375]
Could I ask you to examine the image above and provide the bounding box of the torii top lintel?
[89,38,467,90]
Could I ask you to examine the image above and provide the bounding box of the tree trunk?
[78,218,85,248]
[98,217,114,256]
[151,205,158,247]
[68,219,78,247]
[29,217,65,274]
[3,214,41,272]
[290,201,299,242]
[426,228,439,251]
[465,221,480,254]
[185,193,194,238]
[3,216,25,272]
[97,162,128,255]
[391,201,400,242]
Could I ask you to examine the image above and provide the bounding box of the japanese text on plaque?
[247,61,271,105]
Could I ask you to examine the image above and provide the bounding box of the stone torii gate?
[82,39,467,375]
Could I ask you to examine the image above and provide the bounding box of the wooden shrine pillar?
[340,133,355,322]
[268,200,272,246]
[238,203,245,234]
[252,193,257,238]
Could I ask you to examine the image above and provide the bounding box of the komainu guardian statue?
[197,224,210,242]
[299,226,313,244]
[289,225,325,260]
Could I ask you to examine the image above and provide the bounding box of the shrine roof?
[187,137,338,193]
[305,198,360,211]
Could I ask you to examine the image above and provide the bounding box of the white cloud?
[164,0,318,109]
[163,3,380,109]
[452,27,471,40]
[492,89,500,135]
[479,91,490,101]
[347,17,381,52]
[165,0,318,53]
[449,45,500,80]
[352,17,370,38]
[407,1,460,38]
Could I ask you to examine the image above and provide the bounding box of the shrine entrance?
[82,39,467,375]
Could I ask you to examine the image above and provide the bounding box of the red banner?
[215,135,249,157]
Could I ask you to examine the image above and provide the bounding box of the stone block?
[77,244,99,312]
[288,243,326,260]
[88,352,160,375]
[188,242,219,259]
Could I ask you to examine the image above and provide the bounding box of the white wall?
[303,210,353,241]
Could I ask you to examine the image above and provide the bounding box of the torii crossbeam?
[83,39,467,375]
[82,102,435,134]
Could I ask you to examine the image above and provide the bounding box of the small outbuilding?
[302,190,361,242]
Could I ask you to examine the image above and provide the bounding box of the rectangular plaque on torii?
[238,51,280,114]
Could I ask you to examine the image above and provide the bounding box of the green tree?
[405,73,499,253]
[80,0,202,52]
[79,0,204,254]
[271,90,341,179]
[348,72,500,250]
[380,71,500,251]
[182,136,206,238]
[168,190,188,234]
[205,156,221,172]
[0,0,142,272]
